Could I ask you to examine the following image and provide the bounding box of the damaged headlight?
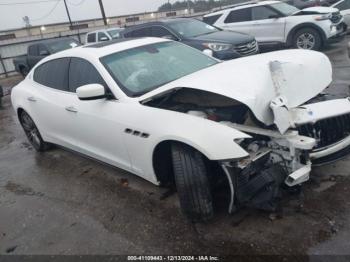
[203,43,232,52]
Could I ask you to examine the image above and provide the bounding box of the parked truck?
[13,37,80,77]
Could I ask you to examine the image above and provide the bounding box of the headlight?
[314,13,331,21]
[203,43,232,52]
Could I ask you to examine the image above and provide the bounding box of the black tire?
[19,111,51,152]
[20,67,29,77]
[293,28,322,51]
[171,143,214,222]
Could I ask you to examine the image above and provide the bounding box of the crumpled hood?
[302,6,339,13]
[139,50,332,125]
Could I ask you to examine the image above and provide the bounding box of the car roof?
[122,17,198,31]
[204,0,281,16]
[87,27,123,35]
[48,37,169,60]
[30,37,78,46]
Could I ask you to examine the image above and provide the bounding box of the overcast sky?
[0,0,178,31]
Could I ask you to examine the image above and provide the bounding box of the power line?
[67,0,86,6]
[30,0,61,21]
[0,0,59,5]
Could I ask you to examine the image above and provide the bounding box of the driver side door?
[250,6,286,42]
[65,57,132,172]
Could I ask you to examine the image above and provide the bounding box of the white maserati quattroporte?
[11,37,350,221]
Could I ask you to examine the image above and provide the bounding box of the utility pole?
[63,0,73,27]
[98,0,107,26]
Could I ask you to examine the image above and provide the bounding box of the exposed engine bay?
[145,87,350,213]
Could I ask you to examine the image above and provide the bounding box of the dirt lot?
[1,38,350,257]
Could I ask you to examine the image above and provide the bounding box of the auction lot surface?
[1,38,350,256]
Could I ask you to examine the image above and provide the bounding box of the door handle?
[27,97,37,102]
[65,106,78,113]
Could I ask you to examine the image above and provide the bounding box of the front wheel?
[293,28,322,51]
[19,111,51,152]
[171,143,214,222]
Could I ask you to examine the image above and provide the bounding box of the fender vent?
[124,128,150,139]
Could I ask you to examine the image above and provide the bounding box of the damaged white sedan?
[11,38,350,221]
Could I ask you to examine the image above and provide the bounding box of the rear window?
[203,14,222,25]
[224,8,252,23]
[47,39,80,53]
[34,58,70,91]
[87,33,96,43]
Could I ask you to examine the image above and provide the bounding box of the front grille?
[297,113,350,149]
[330,11,342,24]
[234,40,258,56]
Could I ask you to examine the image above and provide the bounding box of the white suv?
[203,0,345,50]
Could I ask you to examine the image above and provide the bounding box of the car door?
[97,32,110,42]
[31,57,79,148]
[250,6,286,42]
[65,57,132,172]
[27,45,40,69]
[219,8,254,34]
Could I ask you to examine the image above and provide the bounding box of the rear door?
[250,6,286,42]
[31,57,78,148]
[219,7,254,34]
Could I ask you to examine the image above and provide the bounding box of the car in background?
[203,0,345,50]
[85,27,124,44]
[121,18,258,60]
[332,0,350,27]
[13,37,80,77]
[282,0,322,9]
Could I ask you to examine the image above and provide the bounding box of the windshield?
[167,19,219,38]
[271,2,300,15]
[48,39,80,53]
[101,41,218,97]
[107,29,122,39]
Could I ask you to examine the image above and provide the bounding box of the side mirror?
[269,14,280,19]
[39,50,50,56]
[76,84,106,101]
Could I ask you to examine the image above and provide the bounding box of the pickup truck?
[13,37,80,76]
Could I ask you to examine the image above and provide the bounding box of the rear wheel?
[171,143,214,222]
[293,28,322,51]
[19,111,50,152]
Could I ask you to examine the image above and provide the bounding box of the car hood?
[302,6,338,13]
[190,30,255,45]
[139,50,332,126]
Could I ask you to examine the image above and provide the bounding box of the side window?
[252,6,279,20]
[151,26,173,38]
[68,57,106,93]
[335,0,349,10]
[98,32,109,41]
[125,27,152,37]
[224,8,252,23]
[203,14,223,25]
[28,45,39,56]
[33,58,70,91]
[38,44,49,56]
[87,33,96,43]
